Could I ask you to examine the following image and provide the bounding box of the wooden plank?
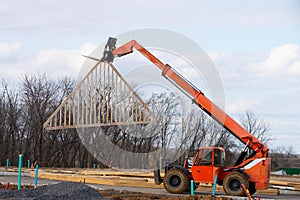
[78,170,154,178]
[270,179,300,188]
[294,185,300,191]
[270,180,290,186]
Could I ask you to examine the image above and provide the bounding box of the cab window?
[214,149,225,166]
[194,149,212,166]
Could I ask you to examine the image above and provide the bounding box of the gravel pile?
[0,182,108,200]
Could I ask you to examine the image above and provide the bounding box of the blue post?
[6,159,9,168]
[34,164,39,188]
[212,175,218,196]
[190,180,194,196]
[27,160,30,168]
[18,154,22,190]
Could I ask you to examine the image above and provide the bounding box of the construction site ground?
[0,167,299,199]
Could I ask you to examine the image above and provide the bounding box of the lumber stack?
[29,169,163,189]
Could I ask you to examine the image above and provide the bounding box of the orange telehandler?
[99,37,270,196]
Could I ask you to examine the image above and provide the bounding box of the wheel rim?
[229,179,241,192]
[169,175,181,187]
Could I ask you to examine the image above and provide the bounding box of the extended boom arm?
[104,37,269,161]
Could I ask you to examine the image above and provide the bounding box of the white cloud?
[253,44,300,76]
[208,44,300,91]
[0,42,96,81]
[288,60,300,75]
[0,42,22,61]
[207,45,300,153]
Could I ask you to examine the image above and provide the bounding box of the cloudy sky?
[0,1,300,153]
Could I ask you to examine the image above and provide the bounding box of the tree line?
[0,74,295,170]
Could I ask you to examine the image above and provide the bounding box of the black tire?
[184,181,199,193]
[249,182,257,195]
[223,171,249,196]
[163,168,189,194]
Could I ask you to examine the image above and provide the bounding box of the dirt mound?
[0,182,106,200]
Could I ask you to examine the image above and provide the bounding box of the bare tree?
[0,81,21,165]
[240,110,271,145]
[0,75,286,171]
[270,145,297,171]
[20,74,60,165]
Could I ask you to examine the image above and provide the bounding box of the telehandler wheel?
[223,171,249,196]
[163,168,189,194]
